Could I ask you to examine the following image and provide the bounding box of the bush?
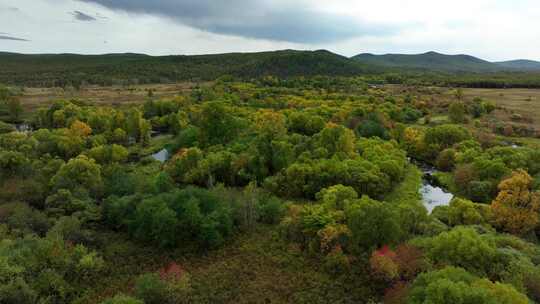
[435,148,456,171]
[524,269,540,302]
[413,227,496,275]
[408,267,528,304]
[107,188,234,249]
[101,294,143,304]
[449,101,467,123]
[0,121,15,134]
[0,277,37,304]
[134,273,169,304]
[446,198,485,226]
[257,196,285,224]
[467,180,495,203]
[134,265,191,304]
[424,124,471,151]
[1,202,50,236]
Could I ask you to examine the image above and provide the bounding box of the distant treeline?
[1,50,540,88]
[383,72,540,89]
[0,50,375,87]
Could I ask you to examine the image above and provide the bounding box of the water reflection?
[16,123,32,132]
[415,161,454,214]
[420,182,454,214]
[151,149,169,163]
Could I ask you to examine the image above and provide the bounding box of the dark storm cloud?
[0,34,29,41]
[71,10,97,21]
[79,0,394,43]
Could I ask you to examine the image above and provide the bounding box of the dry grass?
[462,88,540,121]
[387,85,540,129]
[18,82,209,111]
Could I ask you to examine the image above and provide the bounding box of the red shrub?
[370,246,398,281]
[384,281,410,304]
[394,245,426,280]
[159,262,185,283]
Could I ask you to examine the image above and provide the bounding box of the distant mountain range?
[352,51,540,72]
[0,50,373,86]
[494,59,540,71]
[1,49,539,87]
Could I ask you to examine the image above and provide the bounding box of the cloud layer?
[71,10,97,21]
[0,34,29,41]
[79,0,393,43]
[1,0,540,61]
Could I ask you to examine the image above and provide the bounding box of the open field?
[462,88,540,118]
[385,85,540,147]
[17,82,207,111]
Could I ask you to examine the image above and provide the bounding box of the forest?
[2,51,540,89]
[0,75,540,304]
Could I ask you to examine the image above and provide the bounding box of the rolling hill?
[2,49,540,88]
[495,59,540,71]
[352,51,540,72]
[0,50,374,87]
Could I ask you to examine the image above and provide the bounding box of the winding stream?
[417,162,454,214]
[149,148,454,213]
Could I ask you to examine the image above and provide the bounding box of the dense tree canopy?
[0,77,538,303]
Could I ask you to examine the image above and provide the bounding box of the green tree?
[446,198,485,226]
[288,111,325,136]
[415,226,496,275]
[51,155,103,196]
[6,98,23,122]
[131,198,178,248]
[316,184,358,210]
[408,267,528,304]
[449,101,467,123]
[346,196,401,250]
[314,124,356,157]
[424,124,471,151]
[199,101,239,146]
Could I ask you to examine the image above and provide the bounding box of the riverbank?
[385,164,423,205]
[385,162,455,214]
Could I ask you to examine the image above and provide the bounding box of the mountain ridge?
[1,49,540,87]
[352,51,540,72]
[0,49,374,86]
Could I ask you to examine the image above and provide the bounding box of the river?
[151,148,170,162]
[416,162,454,214]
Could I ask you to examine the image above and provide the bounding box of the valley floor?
[84,226,376,304]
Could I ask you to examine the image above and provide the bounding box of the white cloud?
[0,0,539,61]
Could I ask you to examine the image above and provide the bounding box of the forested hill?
[353,51,540,72]
[3,49,540,88]
[495,59,540,71]
[0,50,373,87]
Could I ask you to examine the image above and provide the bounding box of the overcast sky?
[1,0,539,61]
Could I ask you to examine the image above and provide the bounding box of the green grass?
[385,164,423,206]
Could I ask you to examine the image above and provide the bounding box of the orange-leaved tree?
[490,170,540,235]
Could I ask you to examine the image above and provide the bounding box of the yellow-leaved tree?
[490,170,540,235]
[70,120,92,137]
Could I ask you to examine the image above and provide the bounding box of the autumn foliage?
[490,170,540,235]
[369,244,426,282]
[158,262,185,284]
[384,281,410,304]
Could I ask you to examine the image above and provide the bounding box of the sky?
[1,0,539,61]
